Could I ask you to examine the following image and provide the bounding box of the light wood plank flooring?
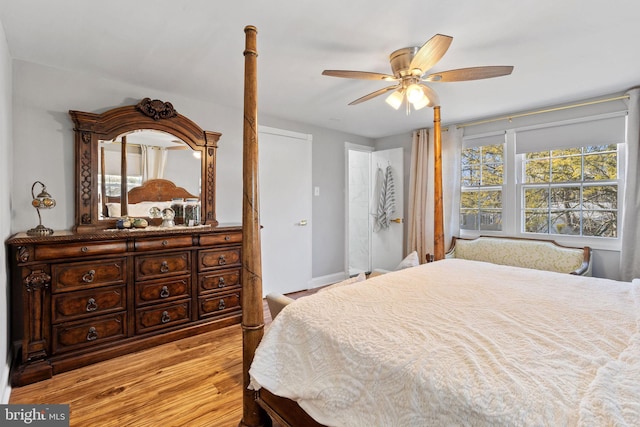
[9,292,313,427]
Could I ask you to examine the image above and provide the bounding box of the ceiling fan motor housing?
[389,47,419,78]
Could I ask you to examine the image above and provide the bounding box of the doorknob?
[297,219,308,226]
[390,218,404,224]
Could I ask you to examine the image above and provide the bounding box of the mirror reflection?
[98,129,201,219]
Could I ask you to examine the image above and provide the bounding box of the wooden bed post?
[433,106,445,260]
[239,25,269,427]
[120,136,129,217]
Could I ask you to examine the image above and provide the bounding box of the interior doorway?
[345,144,404,276]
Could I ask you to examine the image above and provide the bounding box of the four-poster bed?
[236,24,449,427]
[239,26,640,427]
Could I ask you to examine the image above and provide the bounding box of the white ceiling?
[1,0,640,138]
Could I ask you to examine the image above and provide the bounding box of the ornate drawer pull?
[161,311,171,324]
[86,327,98,341]
[160,286,170,298]
[82,269,95,283]
[218,277,225,288]
[160,261,169,273]
[81,246,89,253]
[218,255,226,265]
[218,299,226,310]
[224,235,231,241]
[86,297,98,312]
[162,240,169,246]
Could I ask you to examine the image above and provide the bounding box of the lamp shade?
[406,84,425,105]
[420,85,440,108]
[385,90,404,110]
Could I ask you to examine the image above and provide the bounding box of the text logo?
[1,405,69,426]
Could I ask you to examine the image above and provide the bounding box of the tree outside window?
[522,144,618,237]
[460,144,504,231]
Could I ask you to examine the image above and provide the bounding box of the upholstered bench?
[445,236,592,276]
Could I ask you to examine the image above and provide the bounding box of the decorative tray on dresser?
[7,225,242,386]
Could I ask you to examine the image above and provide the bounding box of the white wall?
[0,18,13,403]
[11,60,244,232]
[254,115,374,278]
[11,60,374,279]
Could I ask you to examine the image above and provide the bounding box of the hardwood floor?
[10,290,316,427]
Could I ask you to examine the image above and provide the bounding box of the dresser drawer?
[136,276,191,306]
[199,290,241,319]
[134,236,194,252]
[198,248,241,271]
[199,268,241,294]
[199,231,242,246]
[51,258,126,293]
[135,251,191,281]
[35,241,127,261]
[52,313,126,354]
[52,285,126,323]
[135,301,191,334]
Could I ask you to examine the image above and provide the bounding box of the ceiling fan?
[322,34,514,112]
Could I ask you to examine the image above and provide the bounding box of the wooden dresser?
[7,225,242,386]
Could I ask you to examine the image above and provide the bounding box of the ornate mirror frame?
[69,98,220,232]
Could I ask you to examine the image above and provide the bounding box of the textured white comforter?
[249,259,640,426]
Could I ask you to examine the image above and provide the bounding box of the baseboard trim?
[309,272,347,289]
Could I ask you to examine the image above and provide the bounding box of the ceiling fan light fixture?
[420,84,440,108]
[411,93,430,110]
[406,83,425,104]
[321,34,513,111]
[385,90,404,110]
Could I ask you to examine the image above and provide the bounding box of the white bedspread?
[249,259,640,426]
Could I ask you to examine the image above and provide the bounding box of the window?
[522,145,618,237]
[460,143,504,231]
[458,112,626,248]
[100,174,143,199]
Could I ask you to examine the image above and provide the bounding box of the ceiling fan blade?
[348,85,400,105]
[409,34,453,75]
[322,70,397,81]
[424,66,514,82]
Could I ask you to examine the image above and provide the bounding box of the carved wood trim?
[69,99,221,232]
[136,98,178,121]
[24,269,51,291]
[17,246,30,263]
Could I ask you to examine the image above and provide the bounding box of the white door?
[371,148,404,271]
[259,127,312,296]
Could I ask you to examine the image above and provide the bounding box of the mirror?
[98,130,201,219]
[70,98,220,232]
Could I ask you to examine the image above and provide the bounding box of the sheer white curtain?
[407,129,432,262]
[442,126,463,249]
[620,87,640,281]
[407,125,463,262]
[140,145,168,182]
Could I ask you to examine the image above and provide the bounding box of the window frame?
[460,114,626,251]
[459,140,506,233]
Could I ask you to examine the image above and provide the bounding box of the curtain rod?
[453,94,629,130]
